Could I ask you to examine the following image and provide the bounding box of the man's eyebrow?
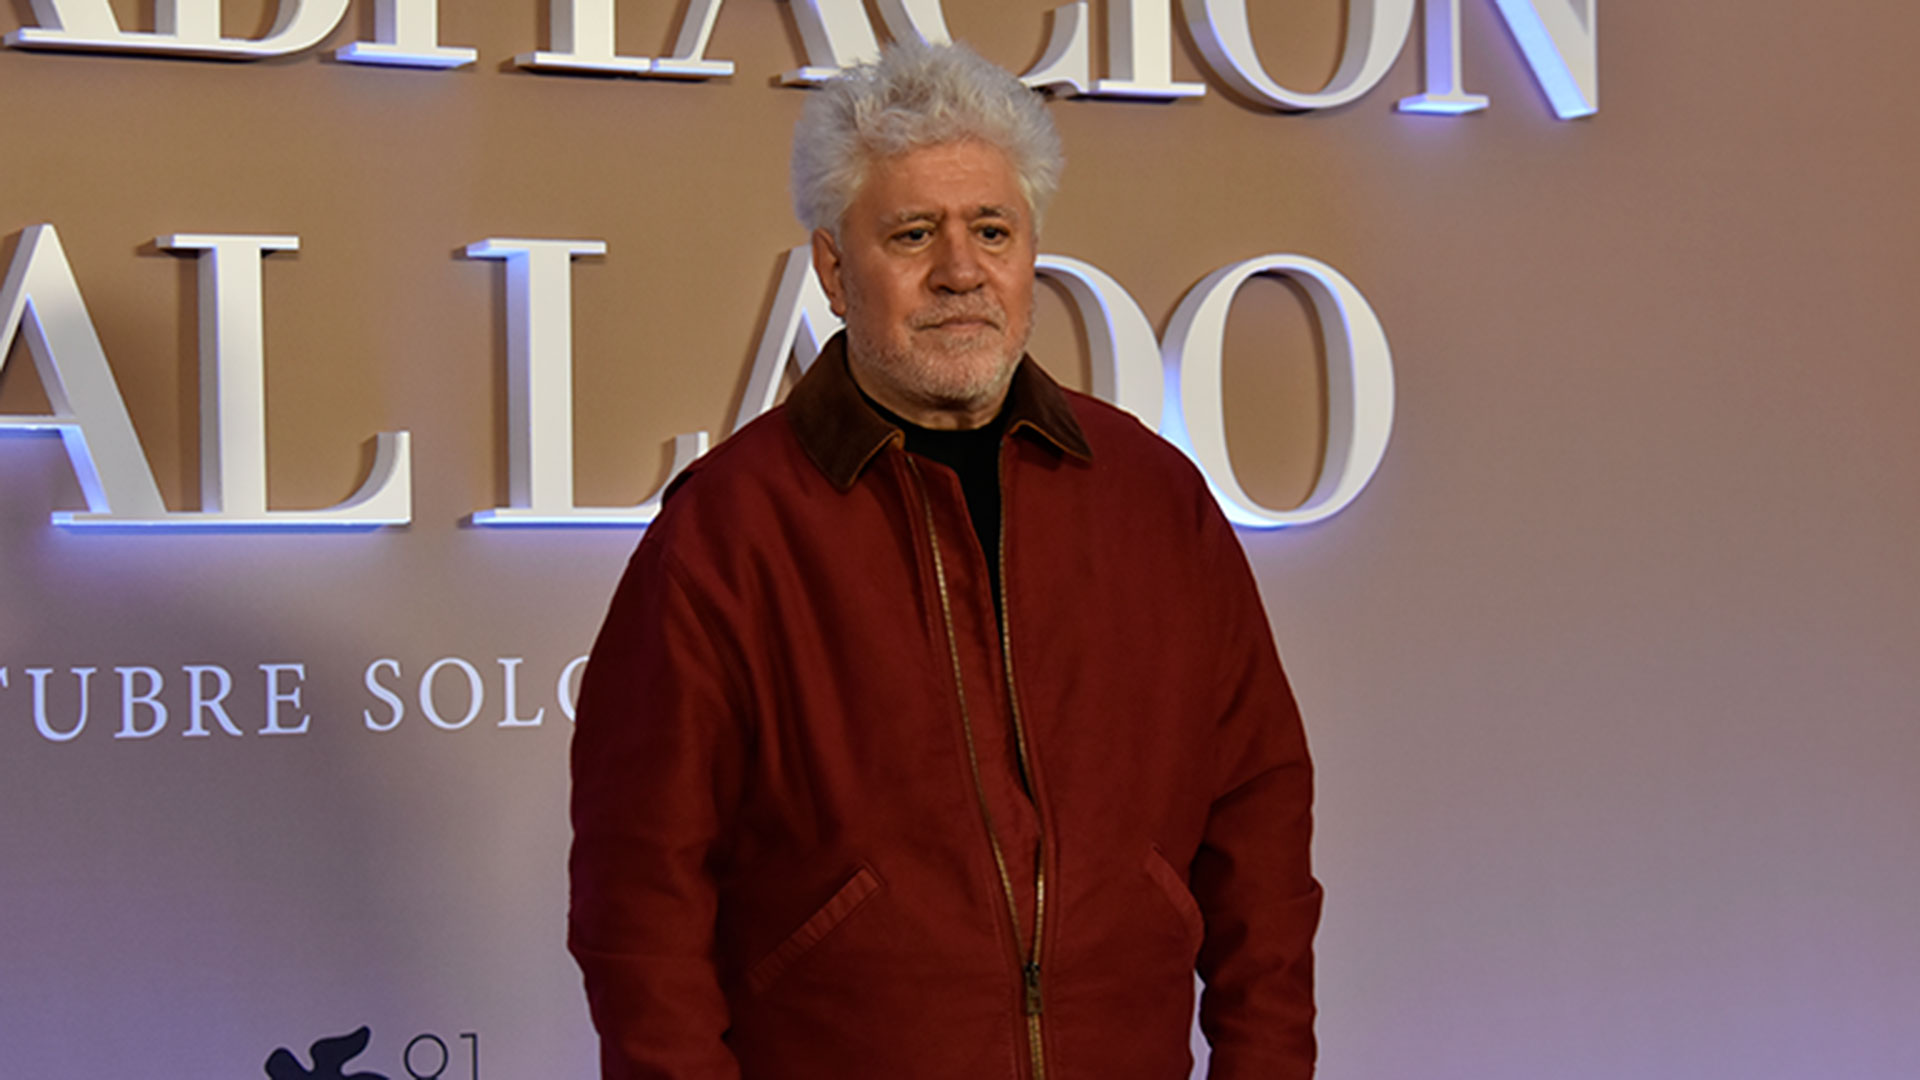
[969,204,1020,221]
[880,209,941,228]
[878,204,1021,228]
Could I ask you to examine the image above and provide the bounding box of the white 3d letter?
[1034,255,1163,424]
[781,0,900,84]
[1184,0,1415,110]
[1162,255,1395,528]
[516,0,736,77]
[517,0,652,73]
[140,234,412,529]
[780,0,1106,97]
[0,225,171,524]
[1399,0,1596,118]
[733,246,842,431]
[1022,3,1094,94]
[466,239,708,527]
[7,0,351,58]
[656,0,735,77]
[336,0,477,68]
[1396,0,1488,114]
[1095,0,1204,99]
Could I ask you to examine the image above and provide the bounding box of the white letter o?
[1161,254,1395,528]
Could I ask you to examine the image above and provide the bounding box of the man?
[570,41,1320,1080]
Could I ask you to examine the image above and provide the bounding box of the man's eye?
[978,225,1009,242]
[895,227,932,244]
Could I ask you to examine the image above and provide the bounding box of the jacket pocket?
[1144,846,1205,945]
[746,865,883,995]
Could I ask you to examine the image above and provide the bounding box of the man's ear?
[811,228,849,318]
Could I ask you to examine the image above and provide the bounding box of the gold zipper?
[998,451,1047,1080]
[907,456,1047,1080]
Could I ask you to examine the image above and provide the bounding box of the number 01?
[404,1031,479,1080]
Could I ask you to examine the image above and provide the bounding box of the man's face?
[812,139,1037,430]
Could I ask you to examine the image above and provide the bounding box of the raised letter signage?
[780,0,1200,101]
[0,227,412,528]
[336,0,477,69]
[465,239,707,526]
[517,0,734,77]
[1034,255,1163,424]
[1095,0,1204,99]
[5,229,1399,530]
[516,0,658,75]
[7,0,350,58]
[156,234,413,528]
[1161,254,1395,528]
[1184,0,1415,111]
[0,225,172,523]
[1487,0,1599,119]
[732,246,842,433]
[4,0,1598,116]
[782,0,931,84]
[1399,0,1598,118]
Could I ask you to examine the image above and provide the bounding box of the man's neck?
[870,389,1007,431]
[844,362,1012,431]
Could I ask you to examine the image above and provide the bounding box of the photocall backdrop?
[2,2,1915,1078]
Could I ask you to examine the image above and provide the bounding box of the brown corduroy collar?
[785,332,1093,492]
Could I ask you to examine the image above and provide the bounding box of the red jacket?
[570,334,1320,1080]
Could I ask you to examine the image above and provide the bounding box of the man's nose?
[929,229,986,293]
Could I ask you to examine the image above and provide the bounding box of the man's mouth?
[916,312,1002,332]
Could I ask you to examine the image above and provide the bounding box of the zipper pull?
[1023,961,1043,1016]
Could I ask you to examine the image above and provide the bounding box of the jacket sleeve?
[569,538,748,1080]
[1189,510,1323,1080]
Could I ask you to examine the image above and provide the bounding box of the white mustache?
[911,304,1004,331]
